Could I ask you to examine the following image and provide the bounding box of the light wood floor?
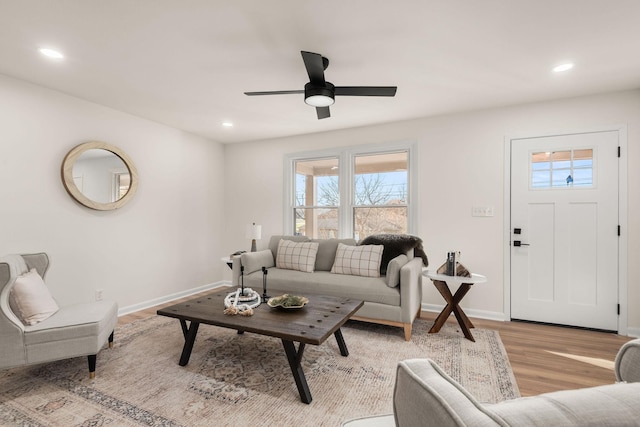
[119,288,633,397]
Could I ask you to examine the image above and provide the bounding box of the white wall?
[0,74,227,311]
[2,72,637,333]
[223,90,640,333]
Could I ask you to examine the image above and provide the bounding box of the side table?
[423,270,486,342]
[220,256,236,269]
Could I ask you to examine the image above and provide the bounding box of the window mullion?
[339,150,352,239]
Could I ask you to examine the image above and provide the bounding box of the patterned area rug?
[0,316,519,426]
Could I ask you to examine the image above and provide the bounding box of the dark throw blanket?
[359,234,429,274]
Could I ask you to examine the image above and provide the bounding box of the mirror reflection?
[62,141,138,211]
[72,149,130,204]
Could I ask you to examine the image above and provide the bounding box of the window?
[294,157,339,238]
[286,142,416,240]
[531,149,593,189]
[353,152,408,240]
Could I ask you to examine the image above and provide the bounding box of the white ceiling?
[1,1,639,144]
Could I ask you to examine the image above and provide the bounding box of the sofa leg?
[88,354,96,379]
[403,323,412,341]
[108,331,114,348]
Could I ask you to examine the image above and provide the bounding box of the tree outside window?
[293,151,409,240]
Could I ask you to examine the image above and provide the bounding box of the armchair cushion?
[9,268,59,325]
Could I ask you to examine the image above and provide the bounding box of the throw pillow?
[240,250,275,275]
[311,238,357,271]
[276,239,319,273]
[331,243,383,278]
[9,268,59,326]
[386,254,409,287]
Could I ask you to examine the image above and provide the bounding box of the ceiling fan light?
[304,82,335,107]
[305,94,334,107]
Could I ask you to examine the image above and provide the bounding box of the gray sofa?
[231,235,423,340]
[344,339,640,426]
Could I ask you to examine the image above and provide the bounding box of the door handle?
[513,240,530,247]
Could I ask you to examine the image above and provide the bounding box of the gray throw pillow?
[386,254,409,287]
[312,238,357,271]
[240,250,275,275]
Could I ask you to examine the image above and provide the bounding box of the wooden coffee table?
[157,290,363,404]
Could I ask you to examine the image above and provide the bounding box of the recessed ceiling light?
[552,63,574,73]
[222,122,233,127]
[38,48,64,59]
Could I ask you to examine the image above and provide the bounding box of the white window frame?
[284,141,418,239]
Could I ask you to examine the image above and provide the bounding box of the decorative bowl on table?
[267,294,309,310]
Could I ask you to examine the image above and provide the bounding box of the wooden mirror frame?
[62,141,139,211]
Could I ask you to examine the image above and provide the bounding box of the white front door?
[510,130,619,331]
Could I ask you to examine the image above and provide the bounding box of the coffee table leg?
[179,319,189,340]
[334,328,349,357]
[282,340,312,404]
[179,321,200,366]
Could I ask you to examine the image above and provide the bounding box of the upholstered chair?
[344,338,640,426]
[615,338,640,382]
[0,253,118,378]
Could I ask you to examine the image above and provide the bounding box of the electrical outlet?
[472,206,495,217]
[95,289,103,301]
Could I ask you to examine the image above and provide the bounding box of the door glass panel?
[530,148,593,189]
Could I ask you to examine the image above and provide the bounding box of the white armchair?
[344,338,640,426]
[0,253,118,378]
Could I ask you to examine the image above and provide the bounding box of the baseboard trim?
[626,327,640,338]
[422,303,640,337]
[421,303,507,322]
[118,281,232,317]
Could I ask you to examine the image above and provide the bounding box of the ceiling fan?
[244,51,397,120]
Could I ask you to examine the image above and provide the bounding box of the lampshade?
[246,223,262,240]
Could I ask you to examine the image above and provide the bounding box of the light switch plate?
[472,206,494,217]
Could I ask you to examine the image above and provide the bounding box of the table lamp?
[246,222,262,252]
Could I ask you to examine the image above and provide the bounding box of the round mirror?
[62,141,138,210]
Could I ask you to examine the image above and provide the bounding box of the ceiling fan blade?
[301,51,326,84]
[316,106,330,119]
[244,90,304,96]
[334,86,397,97]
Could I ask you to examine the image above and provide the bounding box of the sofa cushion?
[312,238,357,271]
[244,269,400,306]
[241,250,274,275]
[276,239,319,273]
[268,235,310,260]
[386,254,409,288]
[9,268,59,326]
[331,243,383,278]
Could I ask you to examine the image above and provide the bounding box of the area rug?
[0,317,519,426]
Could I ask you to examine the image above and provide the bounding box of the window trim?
[284,141,418,239]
